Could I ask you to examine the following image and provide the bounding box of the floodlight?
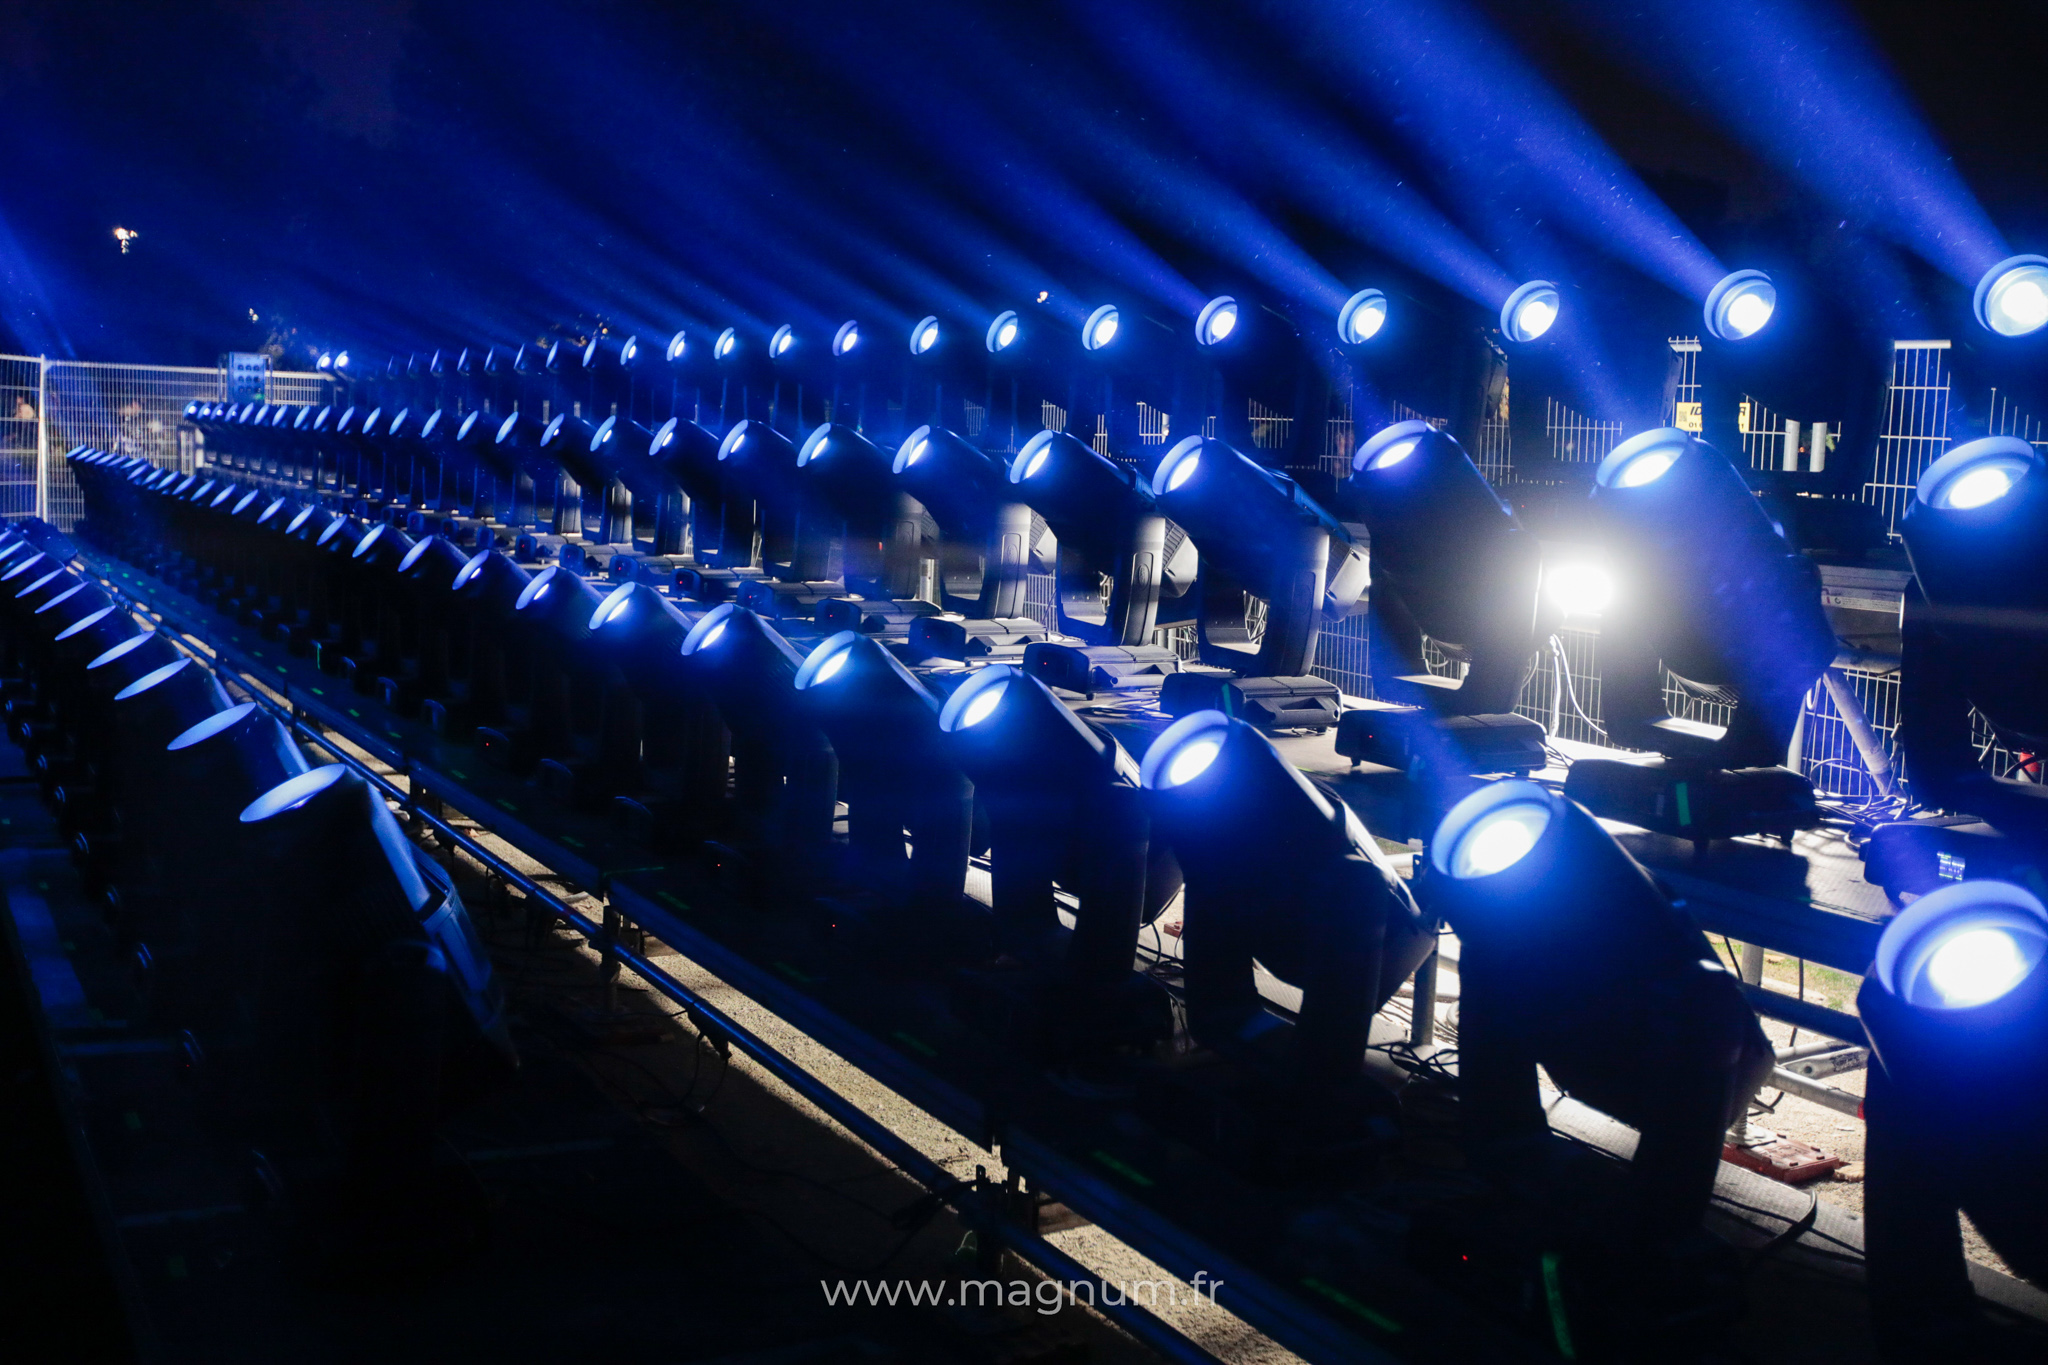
[1337,289,1387,345]
[1082,305,1120,351]
[910,316,940,356]
[1704,270,1777,341]
[985,311,1020,354]
[794,631,975,918]
[651,415,750,567]
[1541,558,1614,620]
[796,422,924,598]
[832,321,860,356]
[1559,427,1833,839]
[1149,435,1367,685]
[719,420,831,583]
[680,603,835,872]
[938,665,1158,999]
[1139,711,1434,1082]
[1854,879,2048,1348]
[1499,280,1560,343]
[1974,254,2048,338]
[665,330,689,364]
[770,325,796,358]
[1195,296,1238,347]
[1430,780,1772,1256]
[715,327,739,360]
[1894,435,2048,838]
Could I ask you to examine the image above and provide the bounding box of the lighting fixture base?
[1336,707,1547,776]
[1562,760,1820,841]
[1022,642,1181,697]
[1860,818,2042,902]
[909,615,1049,663]
[1158,673,1342,732]
[815,596,942,637]
[951,966,1174,1064]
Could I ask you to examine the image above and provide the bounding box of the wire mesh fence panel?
[1514,628,1607,745]
[0,355,43,520]
[265,370,331,408]
[1865,341,1952,539]
[1796,667,1902,803]
[1984,387,2048,454]
[1668,338,1701,432]
[1472,416,1512,487]
[42,362,221,526]
[1310,610,1372,698]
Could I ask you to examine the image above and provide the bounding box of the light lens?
[1916,436,2038,512]
[1501,281,1561,343]
[1599,428,1690,490]
[997,320,1017,348]
[698,619,727,649]
[716,328,737,358]
[834,321,860,355]
[1618,450,1675,486]
[1167,450,1199,490]
[1084,305,1120,351]
[1370,439,1416,470]
[1165,737,1221,787]
[1724,289,1773,337]
[1977,256,2048,337]
[771,325,794,356]
[591,584,634,630]
[1705,270,1777,341]
[960,679,1007,728]
[904,436,928,466]
[912,318,940,355]
[240,764,348,823]
[1926,927,2029,1007]
[667,330,688,361]
[1545,561,1614,618]
[1451,801,1551,878]
[1196,296,1238,347]
[812,647,849,684]
[1944,464,2018,509]
[1339,289,1387,344]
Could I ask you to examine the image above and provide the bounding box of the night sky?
[0,0,2039,367]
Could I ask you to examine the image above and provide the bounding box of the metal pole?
[1820,667,1894,799]
[35,357,48,522]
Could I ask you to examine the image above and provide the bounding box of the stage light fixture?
[1974,254,2048,338]
[1704,270,1777,341]
[1499,280,1560,343]
[1889,435,2048,842]
[1082,305,1120,351]
[666,330,689,363]
[1195,296,1238,347]
[1428,779,1772,1260]
[891,424,1035,620]
[910,316,940,355]
[1559,427,1834,839]
[794,630,975,922]
[715,328,738,360]
[832,321,860,356]
[1854,879,2048,1350]
[1139,710,1434,1084]
[986,311,1020,353]
[1148,434,1367,701]
[1338,289,1387,345]
[679,603,835,874]
[770,325,795,358]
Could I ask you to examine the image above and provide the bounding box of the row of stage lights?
[298,254,2048,379]
[66,355,2048,1346]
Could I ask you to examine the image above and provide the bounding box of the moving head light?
[1855,879,2048,1357]
[1428,780,1772,1278]
[1140,710,1433,1090]
[892,425,1034,621]
[1561,427,1834,840]
[1150,435,1368,726]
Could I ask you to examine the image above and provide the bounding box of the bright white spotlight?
[1369,439,1416,470]
[901,433,929,466]
[1449,800,1552,879]
[620,336,639,365]
[590,583,635,630]
[1975,255,2048,337]
[1927,927,2029,1007]
[1545,561,1615,619]
[1164,736,1222,787]
[666,330,688,362]
[1598,427,1687,489]
[1015,430,1055,481]
[986,311,1020,353]
[771,325,795,357]
[959,679,1007,728]
[833,321,860,356]
[334,351,350,369]
[1704,270,1777,341]
[1083,305,1120,351]
[911,316,940,355]
[716,328,738,359]
[1338,288,1387,344]
[1918,436,2037,511]
[1196,296,1238,347]
[811,646,849,684]
[1500,281,1560,343]
[1156,436,1202,493]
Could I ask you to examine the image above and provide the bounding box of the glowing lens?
[1163,736,1222,787]
[1451,801,1551,878]
[1085,307,1120,350]
[997,320,1017,349]
[1516,297,1556,339]
[959,679,1007,728]
[812,647,850,684]
[1926,927,2029,1007]
[1166,450,1199,491]
[1998,279,2048,331]
[1723,289,1774,338]
[1023,447,1050,479]
[1940,462,2022,510]
[1369,439,1417,471]
[914,320,939,354]
[698,619,727,649]
[1617,449,1678,487]
[1545,563,1614,618]
[1198,299,1238,346]
[904,437,928,465]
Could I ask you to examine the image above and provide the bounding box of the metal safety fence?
[0,354,330,529]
